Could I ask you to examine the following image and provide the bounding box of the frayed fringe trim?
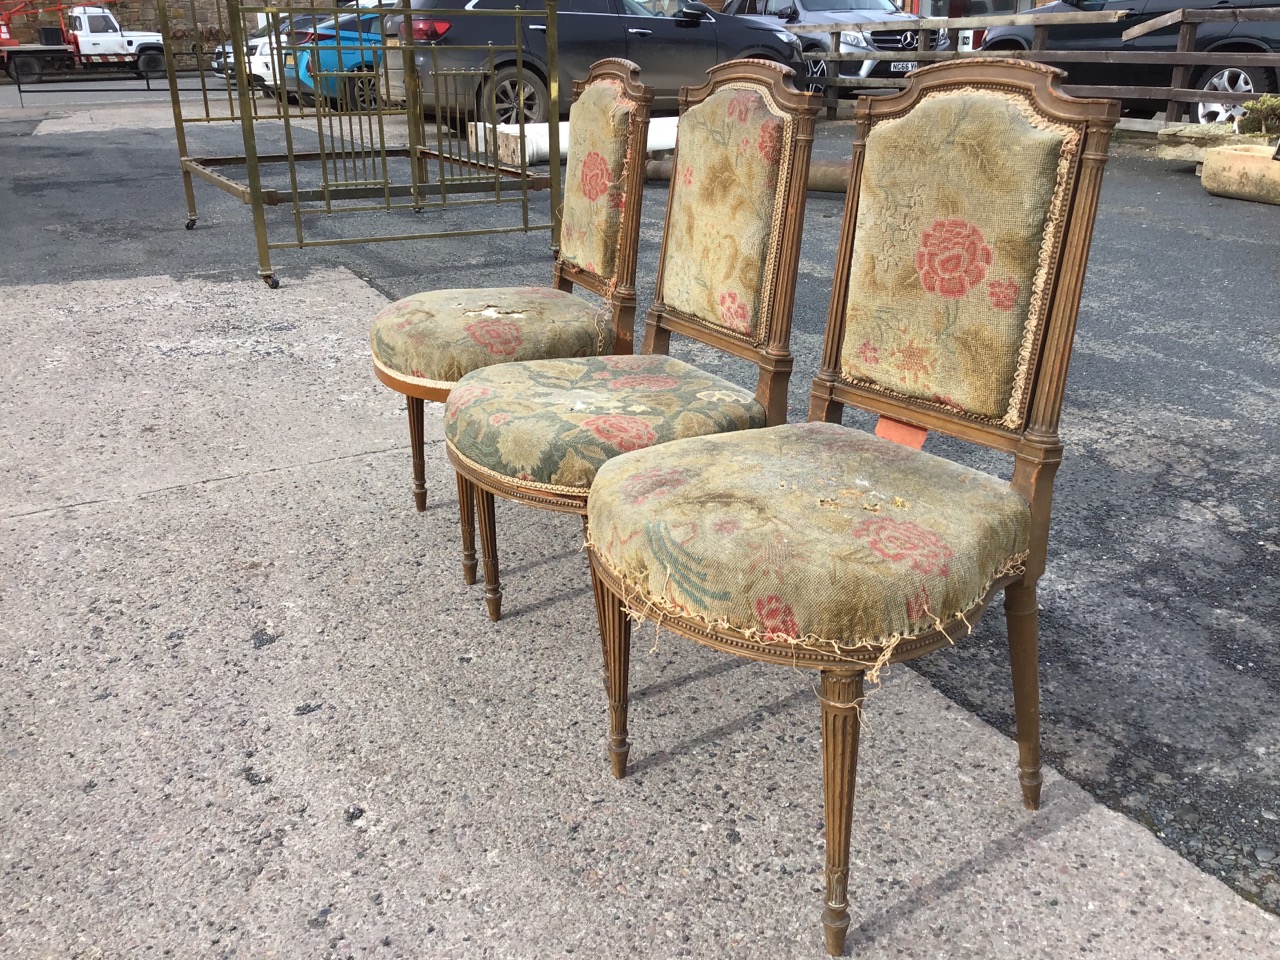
[586,537,1028,685]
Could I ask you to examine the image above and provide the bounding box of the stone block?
[1201,144,1280,206]
[1154,122,1274,163]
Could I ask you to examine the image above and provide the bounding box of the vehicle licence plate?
[385,37,400,47]
[284,53,294,66]
[890,61,917,73]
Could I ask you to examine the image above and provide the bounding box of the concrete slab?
[2,270,397,516]
[2,272,1277,958]
[33,107,181,135]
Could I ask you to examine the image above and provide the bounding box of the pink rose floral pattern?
[726,91,756,122]
[579,150,611,202]
[757,118,783,164]
[853,517,953,576]
[755,594,799,640]
[839,89,1079,425]
[583,415,657,453]
[915,219,993,298]
[619,466,695,506]
[987,278,1019,311]
[717,291,752,334]
[466,317,523,356]
[587,421,1032,650]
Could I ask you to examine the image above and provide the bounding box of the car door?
[84,13,128,56]
[529,0,628,98]
[1126,0,1246,86]
[1040,0,1148,87]
[613,0,720,104]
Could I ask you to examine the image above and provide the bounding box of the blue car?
[282,10,385,110]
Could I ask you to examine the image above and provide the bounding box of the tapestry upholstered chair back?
[644,59,817,425]
[557,65,648,312]
[813,58,1113,445]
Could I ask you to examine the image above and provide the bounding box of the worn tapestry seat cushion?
[444,354,765,491]
[370,287,611,390]
[587,422,1032,652]
[841,90,1080,427]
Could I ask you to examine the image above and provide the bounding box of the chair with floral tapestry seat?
[368,59,652,578]
[444,59,819,621]
[584,59,1119,956]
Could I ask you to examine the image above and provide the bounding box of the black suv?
[981,0,1280,123]
[384,0,806,121]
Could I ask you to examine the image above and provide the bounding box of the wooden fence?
[803,8,1280,124]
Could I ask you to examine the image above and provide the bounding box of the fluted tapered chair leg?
[455,473,478,586]
[407,396,427,512]
[819,669,864,957]
[475,487,502,621]
[592,566,632,779]
[1005,578,1043,810]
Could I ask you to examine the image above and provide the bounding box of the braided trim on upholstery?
[446,438,592,498]
[372,352,457,392]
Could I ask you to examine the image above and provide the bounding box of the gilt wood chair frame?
[371,58,654,514]
[449,59,818,619]
[588,59,1119,956]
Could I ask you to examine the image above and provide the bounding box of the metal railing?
[157,0,562,288]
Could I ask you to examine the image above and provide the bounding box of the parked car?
[211,14,326,93]
[282,8,387,109]
[719,0,944,94]
[382,0,807,123]
[980,0,1280,123]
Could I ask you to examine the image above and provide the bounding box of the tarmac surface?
[1,92,1278,958]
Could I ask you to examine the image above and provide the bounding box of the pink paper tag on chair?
[875,416,927,450]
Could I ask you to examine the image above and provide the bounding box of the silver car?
[719,0,944,93]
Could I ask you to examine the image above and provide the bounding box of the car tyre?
[7,54,41,84]
[1194,64,1276,125]
[342,66,379,112]
[803,46,828,96]
[481,66,549,125]
[137,50,166,80]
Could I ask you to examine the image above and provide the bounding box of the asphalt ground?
[1,90,1278,957]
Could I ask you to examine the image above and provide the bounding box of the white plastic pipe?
[468,116,679,165]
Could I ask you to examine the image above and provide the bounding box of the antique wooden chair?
[584,59,1119,955]
[443,59,819,620]
[369,59,653,580]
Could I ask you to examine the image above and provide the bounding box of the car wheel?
[343,66,379,112]
[1195,65,1276,125]
[136,50,166,80]
[7,54,41,84]
[803,47,828,95]
[482,66,549,125]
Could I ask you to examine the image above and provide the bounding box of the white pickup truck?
[1,5,165,83]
